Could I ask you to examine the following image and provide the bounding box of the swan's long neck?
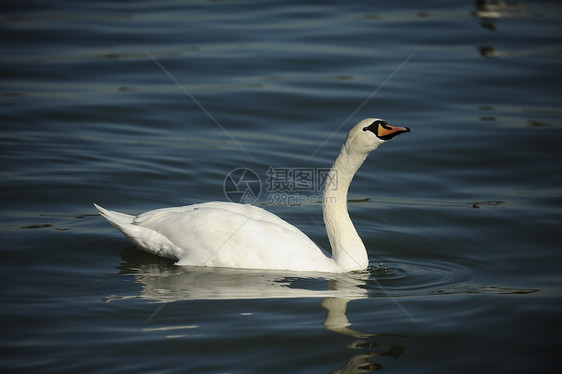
[322,141,369,271]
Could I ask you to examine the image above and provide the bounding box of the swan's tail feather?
[93,203,135,231]
[94,203,182,261]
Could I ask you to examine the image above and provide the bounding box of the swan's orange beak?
[378,124,410,141]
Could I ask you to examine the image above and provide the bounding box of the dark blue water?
[2,1,561,372]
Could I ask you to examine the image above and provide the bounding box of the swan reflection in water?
[105,248,406,372]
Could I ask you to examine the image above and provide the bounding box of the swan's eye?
[363,121,379,134]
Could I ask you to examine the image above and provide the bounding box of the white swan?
[94,118,409,273]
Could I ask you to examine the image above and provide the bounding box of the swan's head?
[345,118,410,154]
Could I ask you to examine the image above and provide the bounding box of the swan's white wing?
[130,202,334,271]
[134,202,302,234]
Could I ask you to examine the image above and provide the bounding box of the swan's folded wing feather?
[133,202,303,235]
[130,202,331,270]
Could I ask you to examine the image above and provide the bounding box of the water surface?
[1,1,561,373]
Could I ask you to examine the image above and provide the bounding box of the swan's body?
[95,201,339,271]
[95,118,409,273]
